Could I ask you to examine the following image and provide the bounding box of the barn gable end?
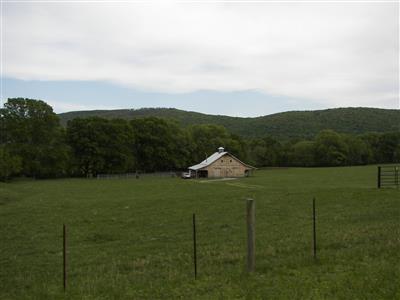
[188,147,255,178]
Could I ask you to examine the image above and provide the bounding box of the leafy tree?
[188,124,230,163]
[2,98,400,178]
[247,136,280,167]
[0,146,22,181]
[225,134,248,162]
[0,98,69,178]
[376,132,400,163]
[394,144,400,163]
[290,141,316,167]
[360,133,381,164]
[67,117,134,176]
[131,117,190,172]
[361,132,400,164]
[343,135,372,165]
[314,130,348,166]
[100,119,135,173]
[247,139,268,167]
[188,124,247,164]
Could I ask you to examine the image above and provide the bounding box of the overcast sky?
[1,1,399,116]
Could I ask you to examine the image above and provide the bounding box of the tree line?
[1,98,399,180]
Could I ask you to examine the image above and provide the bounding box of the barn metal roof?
[189,151,228,170]
[188,151,255,171]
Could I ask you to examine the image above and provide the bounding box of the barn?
[188,147,255,178]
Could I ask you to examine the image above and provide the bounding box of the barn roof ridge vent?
[218,146,224,153]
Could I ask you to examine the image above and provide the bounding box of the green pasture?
[0,166,399,299]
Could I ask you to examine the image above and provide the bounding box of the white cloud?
[3,2,399,108]
[47,99,121,113]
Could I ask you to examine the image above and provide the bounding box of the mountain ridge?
[58,107,400,139]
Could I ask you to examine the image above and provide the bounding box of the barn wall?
[205,154,249,178]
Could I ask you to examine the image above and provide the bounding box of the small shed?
[188,147,255,178]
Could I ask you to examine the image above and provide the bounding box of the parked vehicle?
[181,172,191,179]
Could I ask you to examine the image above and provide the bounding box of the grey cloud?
[3,2,399,108]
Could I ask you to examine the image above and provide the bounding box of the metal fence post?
[313,198,317,259]
[63,224,67,291]
[192,213,197,279]
[377,166,381,189]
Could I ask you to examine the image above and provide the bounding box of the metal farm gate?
[377,165,399,188]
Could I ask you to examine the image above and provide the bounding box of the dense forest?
[1,98,399,180]
[59,106,400,139]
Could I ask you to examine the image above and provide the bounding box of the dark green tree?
[314,130,348,166]
[131,117,190,172]
[188,124,247,164]
[376,132,400,163]
[290,141,316,167]
[360,133,381,164]
[343,135,372,165]
[0,146,22,181]
[247,136,280,167]
[0,98,69,178]
[67,117,134,176]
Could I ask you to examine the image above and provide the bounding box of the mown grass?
[0,165,399,299]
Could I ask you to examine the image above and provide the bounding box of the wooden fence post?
[246,199,255,272]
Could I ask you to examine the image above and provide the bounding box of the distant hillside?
[59,107,400,139]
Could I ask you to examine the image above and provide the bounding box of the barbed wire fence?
[58,197,335,291]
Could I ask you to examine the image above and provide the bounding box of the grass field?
[0,165,399,299]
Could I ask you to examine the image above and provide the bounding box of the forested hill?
[58,107,400,139]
